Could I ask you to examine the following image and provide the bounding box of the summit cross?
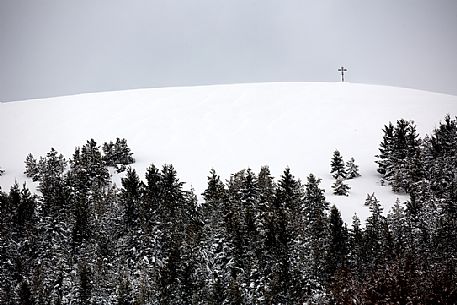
[338,66,347,82]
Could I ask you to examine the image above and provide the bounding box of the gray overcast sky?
[1,0,457,102]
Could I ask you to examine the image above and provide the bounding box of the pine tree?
[102,138,135,171]
[268,168,304,303]
[388,119,422,192]
[33,148,72,304]
[255,166,276,302]
[348,214,364,276]
[345,157,360,179]
[363,193,388,269]
[303,173,329,298]
[330,150,346,179]
[120,167,142,229]
[237,168,261,304]
[332,176,350,196]
[326,206,348,280]
[375,122,394,176]
[199,169,230,304]
[154,164,197,304]
[24,153,39,180]
[387,198,408,257]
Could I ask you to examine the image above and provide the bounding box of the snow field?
[1,82,456,224]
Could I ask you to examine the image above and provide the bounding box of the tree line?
[0,116,456,304]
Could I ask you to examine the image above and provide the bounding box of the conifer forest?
[1,116,457,304]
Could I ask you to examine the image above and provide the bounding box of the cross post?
[338,66,347,82]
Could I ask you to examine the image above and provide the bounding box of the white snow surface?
[1,82,456,224]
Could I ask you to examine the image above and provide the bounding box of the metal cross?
[338,66,347,82]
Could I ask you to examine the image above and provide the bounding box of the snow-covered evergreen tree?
[375,122,394,176]
[198,169,231,304]
[326,205,348,280]
[345,157,360,179]
[332,175,350,196]
[102,137,135,170]
[363,193,389,269]
[330,150,346,179]
[24,153,39,180]
[302,173,329,298]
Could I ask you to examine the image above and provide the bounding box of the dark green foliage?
[78,261,92,305]
[2,125,456,304]
[330,150,346,179]
[102,138,135,171]
[375,122,394,176]
[18,280,33,305]
[24,153,39,180]
[345,157,360,179]
[376,119,422,192]
[332,176,350,196]
[120,167,142,229]
[326,206,348,281]
[303,173,329,285]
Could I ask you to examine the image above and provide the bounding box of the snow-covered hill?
[1,82,456,224]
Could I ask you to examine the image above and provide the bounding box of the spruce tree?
[120,167,142,229]
[332,176,350,196]
[256,166,276,301]
[345,157,360,179]
[375,122,394,176]
[363,193,388,269]
[269,168,304,303]
[330,150,346,179]
[199,169,230,304]
[326,206,348,281]
[348,214,364,276]
[24,153,39,180]
[303,173,329,297]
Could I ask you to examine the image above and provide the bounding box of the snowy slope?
[1,82,456,224]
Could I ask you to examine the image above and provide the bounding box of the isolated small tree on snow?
[332,176,350,196]
[0,166,4,176]
[345,157,360,179]
[330,150,346,179]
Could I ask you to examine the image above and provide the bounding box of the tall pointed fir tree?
[255,166,276,302]
[198,169,231,304]
[326,205,348,280]
[33,148,73,304]
[363,193,389,272]
[326,206,350,303]
[154,164,198,304]
[302,173,330,300]
[348,214,364,277]
[375,122,395,177]
[276,168,308,302]
[330,150,346,179]
[238,169,262,304]
[224,170,246,304]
